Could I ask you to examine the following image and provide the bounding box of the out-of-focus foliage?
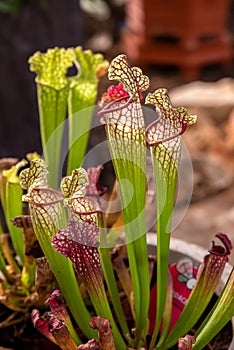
[0,0,47,15]
[0,0,23,14]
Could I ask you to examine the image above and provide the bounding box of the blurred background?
[0,0,234,261]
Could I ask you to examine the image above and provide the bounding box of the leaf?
[146,89,196,349]
[99,55,150,346]
[77,339,101,350]
[45,289,80,345]
[146,88,196,147]
[3,160,27,263]
[178,335,196,349]
[61,168,89,198]
[193,267,234,350]
[52,220,126,349]
[52,220,101,280]
[32,309,79,349]
[2,159,27,184]
[108,54,149,98]
[90,316,116,350]
[11,215,36,289]
[66,197,100,224]
[86,166,106,196]
[20,158,48,192]
[67,48,108,173]
[71,46,109,83]
[164,233,232,348]
[29,47,75,90]
[20,160,95,339]
[28,48,75,187]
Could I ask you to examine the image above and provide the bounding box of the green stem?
[149,146,178,350]
[88,282,127,349]
[1,233,21,275]
[37,84,68,188]
[193,268,234,350]
[67,89,96,173]
[28,47,75,188]
[5,181,25,263]
[99,245,130,337]
[98,212,130,338]
[27,193,94,341]
[111,157,149,346]
[165,247,230,348]
[0,242,14,282]
[66,47,108,173]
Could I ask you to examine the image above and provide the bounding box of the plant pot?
[147,232,234,350]
[121,0,233,80]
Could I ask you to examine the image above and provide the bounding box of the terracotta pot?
[121,0,233,80]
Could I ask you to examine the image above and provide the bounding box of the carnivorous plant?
[1,51,233,350]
